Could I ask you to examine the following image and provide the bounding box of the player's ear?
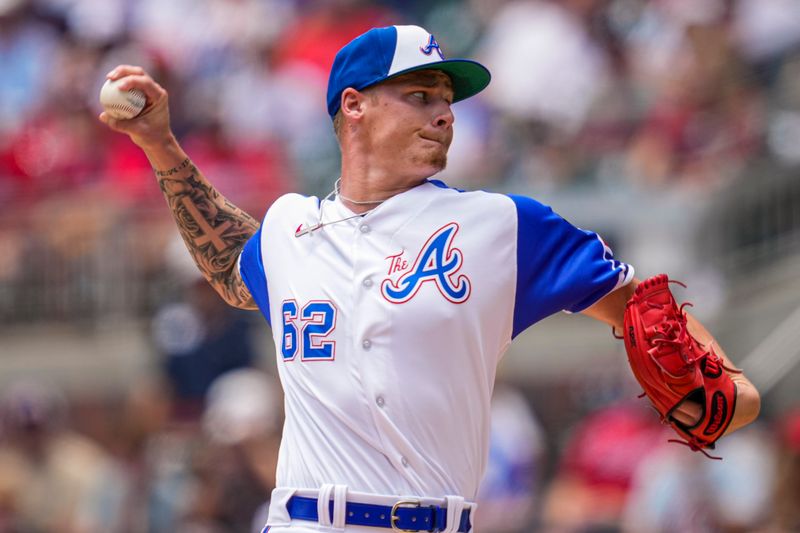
[340,88,367,122]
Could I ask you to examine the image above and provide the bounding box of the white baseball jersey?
[239,179,633,501]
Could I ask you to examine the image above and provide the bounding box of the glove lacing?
[667,437,723,460]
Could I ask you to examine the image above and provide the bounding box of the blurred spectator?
[202,369,281,448]
[761,47,800,166]
[622,423,777,532]
[479,1,612,136]
[272,0,395,76]
[0,382,122,533]
[151,239,261,419]
[130,0,293,79]
[0,0,59,139]
[0,0,60,199]
[771,408,800,531]
[99,378,176,533]
[541,400,668,532]
[475,384,545,533]
[732,0,800,68]
[178,369,281,533]
[624,0,764,189]
[476,0,613,190]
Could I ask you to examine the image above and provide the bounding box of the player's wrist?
[141,134,190,176]
[136,129,177,151]
[153,157,192,178]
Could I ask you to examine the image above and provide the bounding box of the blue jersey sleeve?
[510,195,633,338]
[238,225,271,326]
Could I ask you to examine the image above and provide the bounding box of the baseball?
[99,78,146,120]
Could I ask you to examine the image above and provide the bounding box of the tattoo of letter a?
[157,164,259,309]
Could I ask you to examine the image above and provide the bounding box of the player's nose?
[433,101,455,129]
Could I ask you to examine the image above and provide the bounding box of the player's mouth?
[419,134,449,147]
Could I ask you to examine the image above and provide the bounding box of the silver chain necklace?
[334,177,389,206]
[294,178,388,237]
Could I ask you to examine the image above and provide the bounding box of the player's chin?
[417,154,447,176]
[421,147,448,172]
[409,146,448,176]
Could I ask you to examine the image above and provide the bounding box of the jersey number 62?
[280,300,337,361]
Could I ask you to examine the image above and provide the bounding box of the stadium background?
[1,0,799,531]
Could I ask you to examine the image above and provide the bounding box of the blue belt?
[286,495,472,532]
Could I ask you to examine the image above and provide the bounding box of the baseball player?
[100,25,760,533]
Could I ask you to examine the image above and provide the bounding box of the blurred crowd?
[2,0,800,531]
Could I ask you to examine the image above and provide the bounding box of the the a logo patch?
[382,222,470,304]
[420,34,445,60]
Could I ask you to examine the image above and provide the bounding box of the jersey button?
[362,278,373,288]
[359,224,371,234]
[362,339,372,350]
[376,396,385,407]
[401,456,409,467]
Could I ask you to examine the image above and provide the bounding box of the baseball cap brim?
[375,59,491,104]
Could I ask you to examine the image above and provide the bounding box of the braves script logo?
[382,223,471,304]
[420,34,445,60]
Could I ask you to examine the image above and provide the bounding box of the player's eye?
[411,91,427,102]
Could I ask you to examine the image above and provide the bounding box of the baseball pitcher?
[99,25,760,533]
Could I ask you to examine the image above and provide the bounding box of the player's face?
[362,71,455,181]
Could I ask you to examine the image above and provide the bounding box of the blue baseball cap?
[326,25,491,118]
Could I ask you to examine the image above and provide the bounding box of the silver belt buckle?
[390,499,422,532]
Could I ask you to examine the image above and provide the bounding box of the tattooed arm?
[98,65,258,309]
[155,158,259,309]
